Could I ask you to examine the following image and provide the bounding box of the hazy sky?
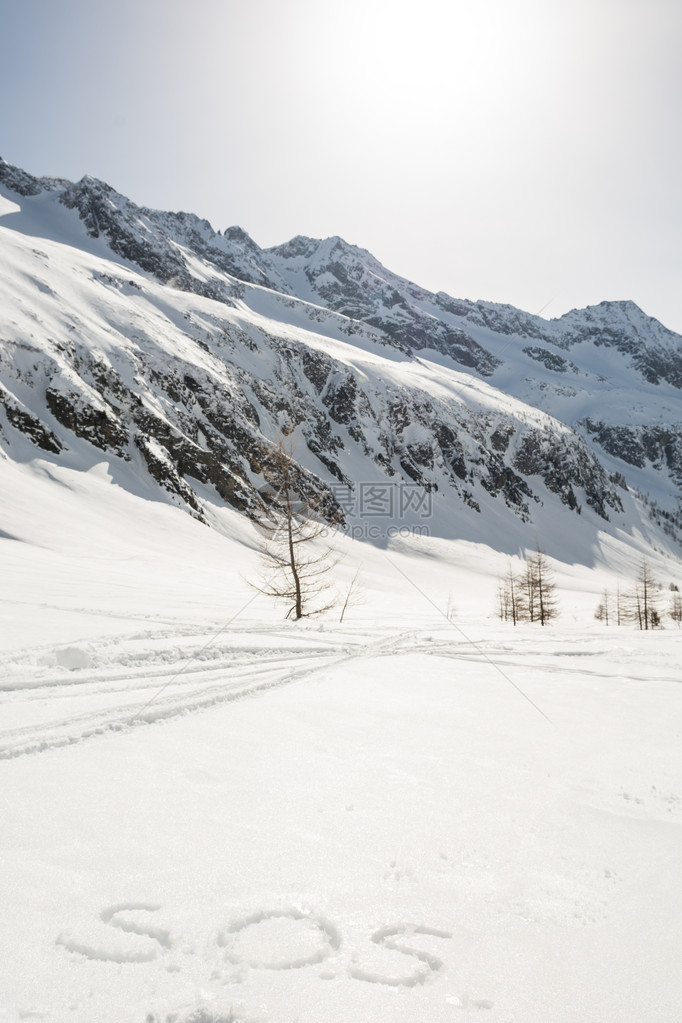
[2,0,681,333]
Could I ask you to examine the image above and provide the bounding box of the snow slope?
[1,446,681,1023]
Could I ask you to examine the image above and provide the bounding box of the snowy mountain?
[2,158,682,1023]
[1,156,681,564]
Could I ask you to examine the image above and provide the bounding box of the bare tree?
[339,568,363,623]
[252,435,339,620]
[524,544,559,626]
[630,558,660,630]
[522,555,537,623]
[594,588,611,625]
[497,561,534,624]
[670,592,682,628]
[497,580,509,622]
[499,563,523,624]
[615,581,624,626]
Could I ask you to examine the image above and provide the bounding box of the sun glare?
[294,0,562,145]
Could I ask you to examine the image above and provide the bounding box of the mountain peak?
[0,156,70,197]
[267,233,367,262]
[78,173,105,186]
[223,225,261,250]
[267,235,322,259]
[555,299,679,343]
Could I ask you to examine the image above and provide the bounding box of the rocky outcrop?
[514,429,624,519]
[583,420,682,486]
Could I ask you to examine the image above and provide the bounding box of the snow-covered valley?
[0,157,681,1022]
[1,453,681,1023]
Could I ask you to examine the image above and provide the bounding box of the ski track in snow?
[0,626,422,760]
[420,639,682,683]
[3,622,679,762]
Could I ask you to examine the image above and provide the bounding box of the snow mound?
[55,646,91,670]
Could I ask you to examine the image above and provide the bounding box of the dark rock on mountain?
[0,156,69,197]
[514,429,623,520]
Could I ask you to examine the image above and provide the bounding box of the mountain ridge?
[1,156,681,566]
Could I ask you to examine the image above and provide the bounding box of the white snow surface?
[1,453,681,1023]
[1,166,681,1023]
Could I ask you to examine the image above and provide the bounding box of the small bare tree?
[522,555,537,623]
[339,568,364,623]
[510,563,525,624]
[594,588,611,625]
[615,582,624,626]
[497,562,523,624]
[670,592,682,628]
[252,435,339,620]
[497,580,509,622]
[630,558,660,630]
[524,544,559,626]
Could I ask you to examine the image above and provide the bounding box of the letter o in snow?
[218,909,341,970]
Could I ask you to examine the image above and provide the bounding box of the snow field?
[1,454,681,1022]
[1,637,680,1023]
